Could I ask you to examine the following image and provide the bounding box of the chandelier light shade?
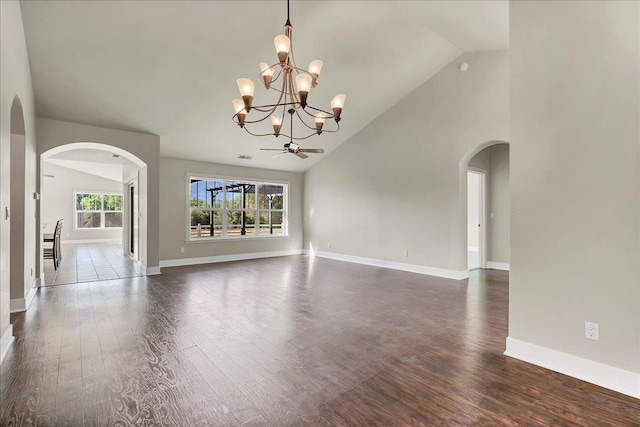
[231,0,346,141]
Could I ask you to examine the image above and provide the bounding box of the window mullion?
[222,180,228,237]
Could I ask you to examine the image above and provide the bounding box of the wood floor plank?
[2,259,639,426]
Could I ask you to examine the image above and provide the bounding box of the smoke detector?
[459,63,469,71]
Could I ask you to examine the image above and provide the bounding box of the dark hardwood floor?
[2,256,639,426]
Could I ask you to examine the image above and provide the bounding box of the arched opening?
[459,140,510,274]
[9,97,27,306]
[40,142,148,286]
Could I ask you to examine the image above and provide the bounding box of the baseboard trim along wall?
[62,238,121,245]
[9,285,38,313]
[304,250,469,281]
[487,261,510,271]
[0,325,14,365]
[144,266,161,275]
[504,337,640,399]
[159,249,304,268]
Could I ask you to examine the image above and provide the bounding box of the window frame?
[73,191,124,231]
[186,173,289,242]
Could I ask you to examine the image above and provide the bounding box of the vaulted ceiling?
[20,1,508,172]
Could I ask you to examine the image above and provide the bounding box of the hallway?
[43,243,142,286]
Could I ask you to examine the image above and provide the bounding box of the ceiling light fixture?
[231,0,346,141]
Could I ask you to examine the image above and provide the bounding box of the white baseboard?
[9,284,38,313]
[143,266,161,275]
[62,238,121,245]
[487,261,510,271]
[304,250,469,281]
[505,337,640,399]
[160,249,304,268]
[0,325,14,365]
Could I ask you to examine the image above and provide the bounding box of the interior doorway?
[40,143,147,285]
[462,141,510,273]
[125,178,139,260]
[467,170,485,270]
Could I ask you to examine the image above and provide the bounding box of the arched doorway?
[9,97,28,308]
[459,141,510,273]
[40,143,148,285]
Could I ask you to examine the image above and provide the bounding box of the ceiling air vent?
[237,155,253,160]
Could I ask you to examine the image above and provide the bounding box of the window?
[75,193,123,229]
[188,177,287,240]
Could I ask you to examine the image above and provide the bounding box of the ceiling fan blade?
[298,149,324,154]
[261,148,285,151]
[295,152,309,159]
[271,152,287,159]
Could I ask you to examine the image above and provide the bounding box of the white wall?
[42,162,123,242]
[159,157,303,264]
[304,50,509,275]
[1,1,38,352]
[37,118,160,270]
[509,0,640,394]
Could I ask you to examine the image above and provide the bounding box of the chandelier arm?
[269,67,284,86]
[303,105,334,118]
[280,131,317,141]
[288,65,312,76]
[243,127,277,138]
[294,109,319,131]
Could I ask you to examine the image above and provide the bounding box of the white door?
[467,170,485,270]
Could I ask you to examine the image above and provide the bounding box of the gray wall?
[159,157,304,263]
[1,1,38,344]
[41,162,123,242]
[10,134,26,300]
[487,144,509,264]
[304,50,509,273]
[468,144,510,265]
[510,1,640,373]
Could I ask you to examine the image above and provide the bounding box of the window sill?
[73,227,123,231]
[186,235,289,243]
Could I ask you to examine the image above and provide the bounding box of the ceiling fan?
[261,141,324,159]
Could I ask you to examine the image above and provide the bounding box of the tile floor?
[43,243,142,286]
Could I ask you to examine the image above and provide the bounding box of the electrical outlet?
[402,250,408,257]
[327,242,331,248]
[180,247,185,253]
[585,321,599,341]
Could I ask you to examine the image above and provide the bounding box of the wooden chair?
[44,219,63,269]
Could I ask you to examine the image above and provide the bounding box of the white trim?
[0,325,14,365]
[9,285,38,313]
[62,238,121,245]
[504,337,640,399]
[304,250,469,281]
[143,266,161,275]
[486,261,510,271]
[186,235,289,243]
[160,249,303,268]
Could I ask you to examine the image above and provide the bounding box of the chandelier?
[231,0,346,141]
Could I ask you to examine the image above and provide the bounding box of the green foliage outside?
[76,194,122,211]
